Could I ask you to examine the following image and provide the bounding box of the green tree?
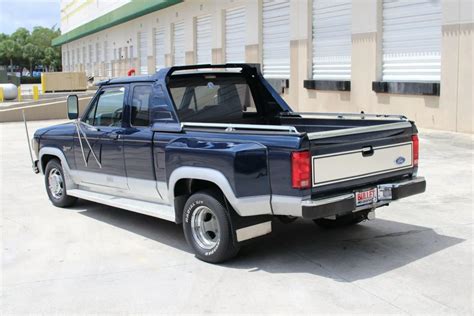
[42,47,58,72]
[11,27,30,46]
[10,28,31,69]
[0,39,20,72]
[0,26,61,73]
[23,43,41,74]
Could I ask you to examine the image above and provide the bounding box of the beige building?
[54,0,473,133]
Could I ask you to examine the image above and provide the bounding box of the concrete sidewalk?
[1,120,473,314]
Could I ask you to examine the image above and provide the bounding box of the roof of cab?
[96,75,155,86]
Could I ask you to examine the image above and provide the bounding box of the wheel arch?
[38,147,76,189]
[168,166,272,223]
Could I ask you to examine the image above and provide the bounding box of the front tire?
[44,159,77,208]
[183,190,240,263]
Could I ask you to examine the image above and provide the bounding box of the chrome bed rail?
[280,111,408,121]
[306,121,413,140]
[182,122,300,134]
[180,118,412,140]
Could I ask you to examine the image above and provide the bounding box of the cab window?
[85,87,125,127]
[130,85,152,126]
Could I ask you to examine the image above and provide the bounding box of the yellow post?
[41,72,46,94]
[17,86,22,101]
[33,85,39,101]
[0,87,4,102]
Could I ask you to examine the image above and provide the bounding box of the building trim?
[372,81,441,96]
[304,80,351,92]
[52,0,182,47]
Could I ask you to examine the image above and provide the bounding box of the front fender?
[38,147,76,190]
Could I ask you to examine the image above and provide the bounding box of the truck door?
[121,83,166,203]
[73,85,128,190]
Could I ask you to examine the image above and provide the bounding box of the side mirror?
[67,95,79,120]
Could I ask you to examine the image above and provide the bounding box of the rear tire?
[183,190,240,263]
[44,159,77,208]
[313,211,368,228]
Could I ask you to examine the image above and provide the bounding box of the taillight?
[412,135,419,167]
[291,150,311,189]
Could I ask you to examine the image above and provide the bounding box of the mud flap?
[223,199,273,246]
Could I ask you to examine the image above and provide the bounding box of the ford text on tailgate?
[30,64,426,263]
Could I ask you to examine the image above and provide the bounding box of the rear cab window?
[169,73,257,123]
[130,84,153,127]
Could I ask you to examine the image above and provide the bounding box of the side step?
[68,189,176,222]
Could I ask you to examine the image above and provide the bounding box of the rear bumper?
[301,177,426,219]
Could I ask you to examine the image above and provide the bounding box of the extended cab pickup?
[32,64,426,263]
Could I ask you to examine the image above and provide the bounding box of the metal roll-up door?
[312,0,352,80]
[138,31,148,74]
[66,50,70,72]
[96,42,102,76]
[196,15,212,64]
[225,7,246,63]
[104,41,112,77]
[262,0,290,79]
[173,21,185,66]
[88,44,93,76]
[382,0,441,82]
[154,27,166,71]
[72,49,75,71]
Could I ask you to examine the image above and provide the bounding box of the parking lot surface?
[1,120,473,314]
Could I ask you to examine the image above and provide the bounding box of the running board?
[68,189,176,222]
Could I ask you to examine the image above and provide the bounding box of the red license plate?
[356,188,378,206]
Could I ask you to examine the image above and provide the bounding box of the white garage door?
[96,42,102,76]
[225,7,246,63]
[104,41,112,77]
[312,0,352,80]
[382,0,442,82]
[196,15,212,64]
[138,31,148,74]
[262,0,290,79]
[173,21,185,66]
[154,27,166,71]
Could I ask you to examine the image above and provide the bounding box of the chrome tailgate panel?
[312,142,413,187]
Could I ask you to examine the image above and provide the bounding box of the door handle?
[107,132,120,140]
[362,146,374,157]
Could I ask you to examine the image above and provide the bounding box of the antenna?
[22,110,37,172]
[74,119,102,169]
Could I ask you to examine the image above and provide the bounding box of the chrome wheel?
[48,168,64,199]
[191,206,221,250]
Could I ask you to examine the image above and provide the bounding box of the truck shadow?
[76,200,464,282]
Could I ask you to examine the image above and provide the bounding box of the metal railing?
[280,111,408,121]
[181,122,299,134]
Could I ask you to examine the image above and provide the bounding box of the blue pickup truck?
[32,64,426,263]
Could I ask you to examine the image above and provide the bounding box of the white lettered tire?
[183,190,240,263]
[44,159,77,208]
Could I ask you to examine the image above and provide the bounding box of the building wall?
[60,0,473,133]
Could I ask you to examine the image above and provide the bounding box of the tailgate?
[308,121,415,191]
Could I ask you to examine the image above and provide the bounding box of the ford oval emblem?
[395,156,406,165]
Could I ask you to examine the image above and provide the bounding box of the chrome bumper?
[301,177,426,219]
[32,160,40,174]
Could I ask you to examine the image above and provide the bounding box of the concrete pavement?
[1,120,473,314]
